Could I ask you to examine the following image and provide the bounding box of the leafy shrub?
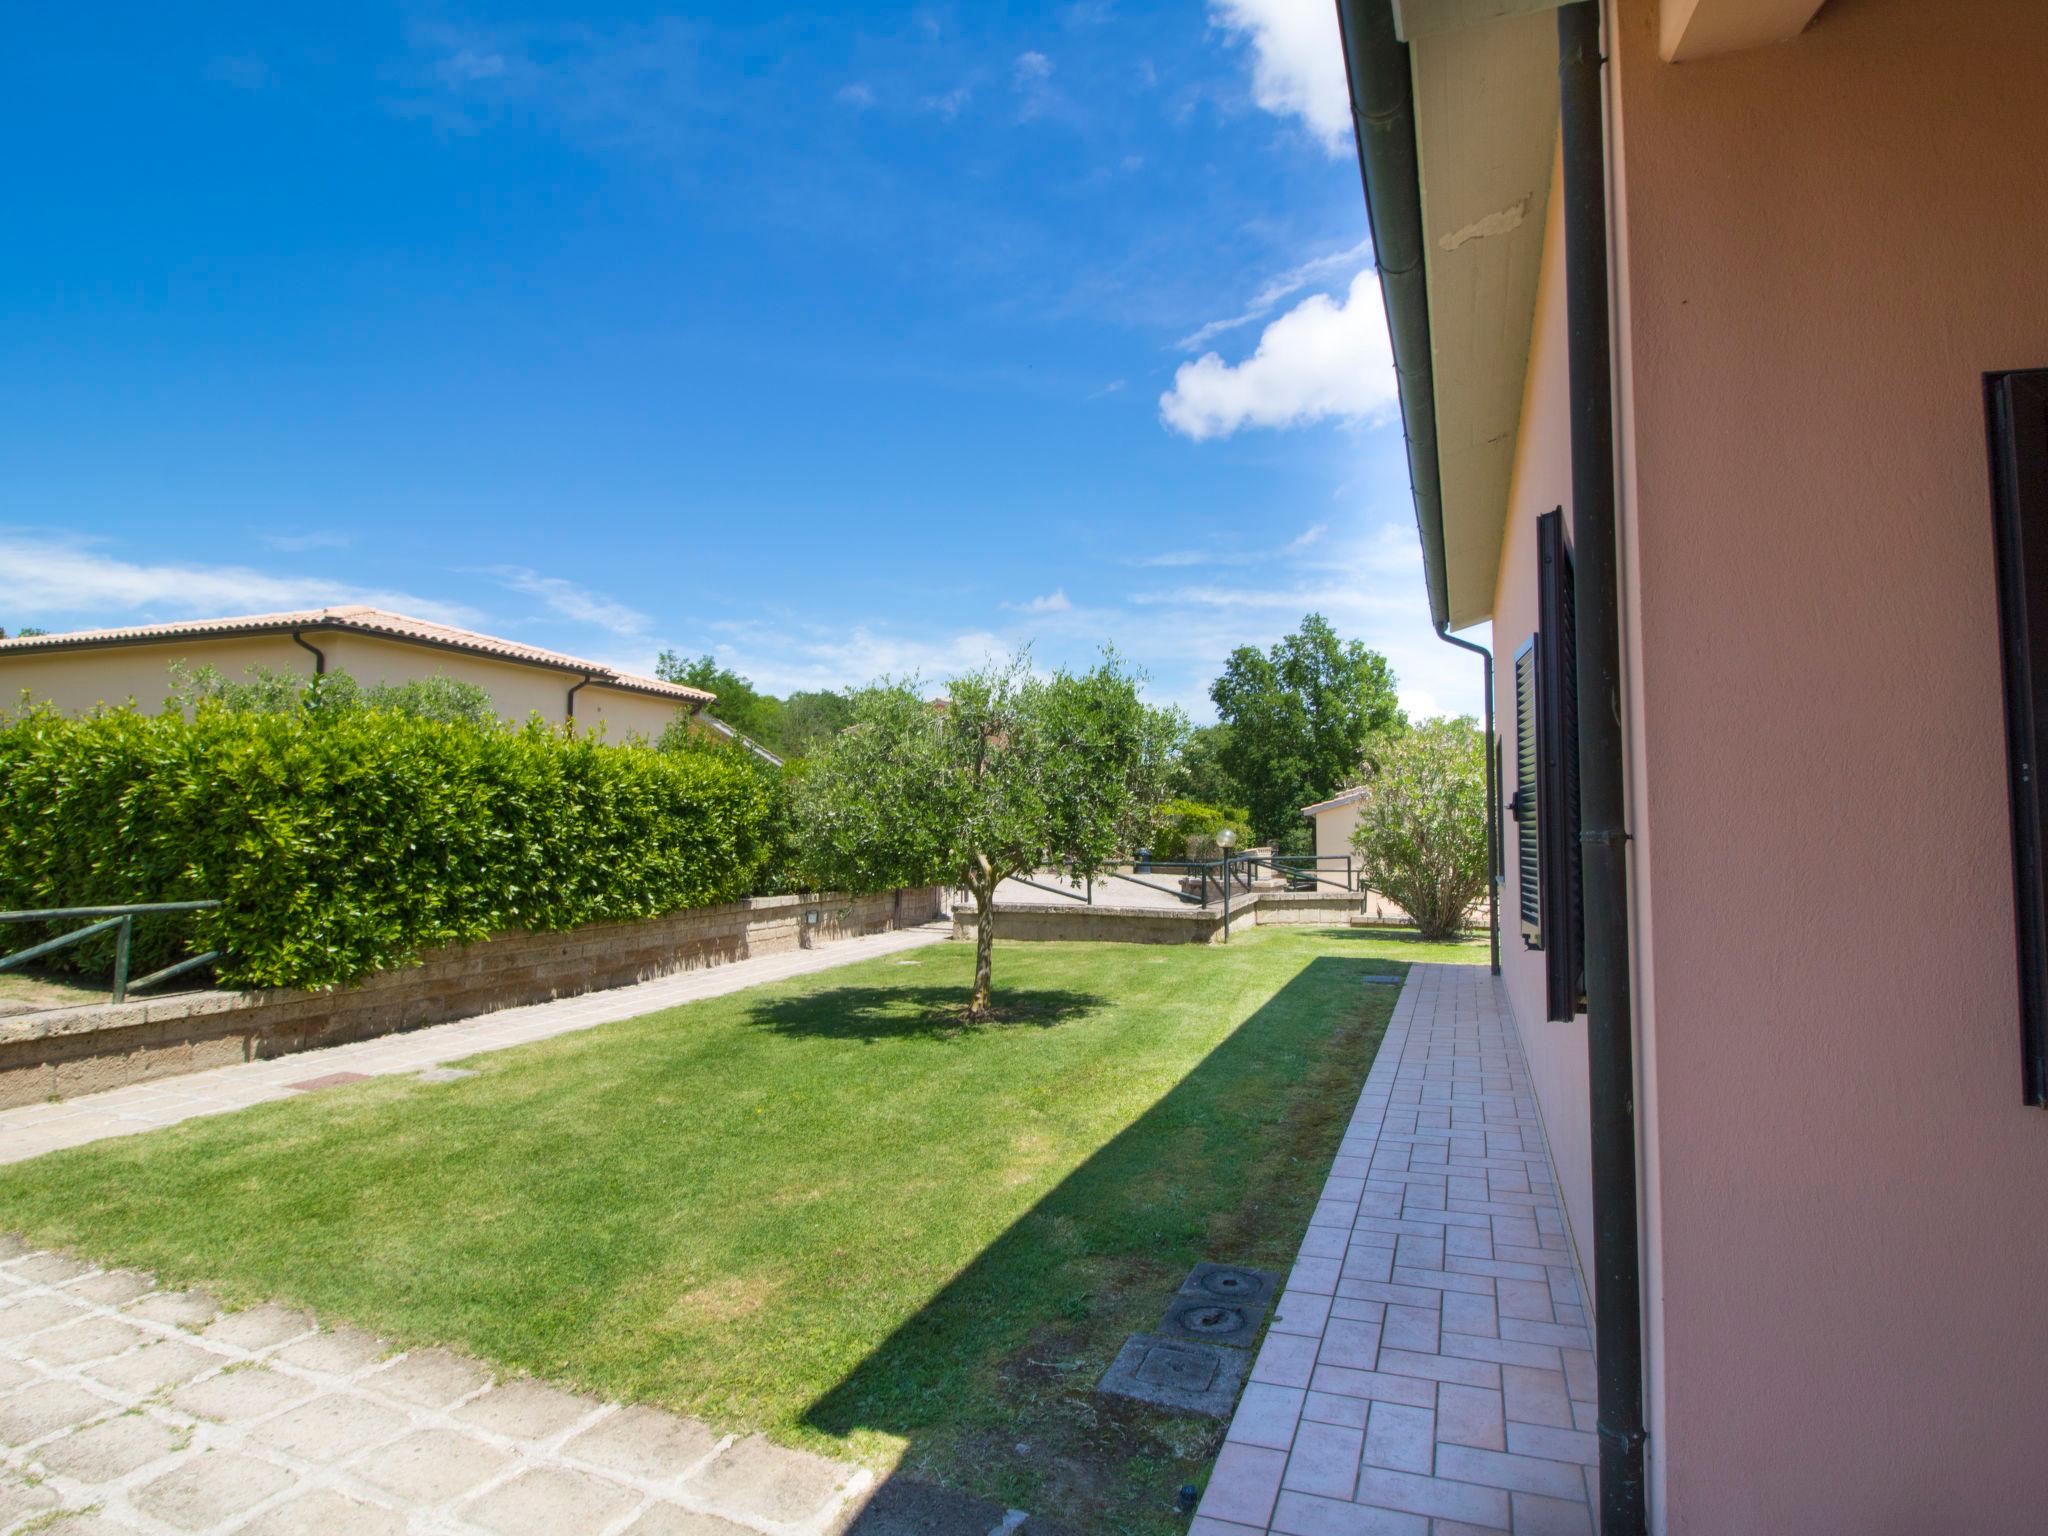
[1348,716,1488,940]
[0,700,784,990]
[1142,797,1253,862]
[166,662,500,728]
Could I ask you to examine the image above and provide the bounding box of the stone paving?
[0,926,950,1167]
[0,1237,878,1534]
[1195,962,1598,1536]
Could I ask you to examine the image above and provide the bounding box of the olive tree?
[1348,715,1489,941]
[795,652,1181,1018]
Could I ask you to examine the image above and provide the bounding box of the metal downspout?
[1437,625,1500,975]
[566,673,595,724]
[290,630,326,676]
[1558,4,1647,1531]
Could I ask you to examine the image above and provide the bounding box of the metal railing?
[0,901,222,1004]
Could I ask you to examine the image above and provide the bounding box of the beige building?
[0,606,720,745]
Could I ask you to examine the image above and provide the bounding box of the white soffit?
[1408,7,1558,630]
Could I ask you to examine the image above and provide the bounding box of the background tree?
[796,652,1181,1018]
[776,689,856,758]
[1166,722,1244,808]
[1209,613,1403,841]
[656,651,784,750]
[1348,715,1488,941]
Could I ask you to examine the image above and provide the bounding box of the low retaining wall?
[952,889,1417,945]
[0,887,944,1110]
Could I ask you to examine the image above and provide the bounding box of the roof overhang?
[1342,0,1562,634]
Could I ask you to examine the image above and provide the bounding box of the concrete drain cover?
[1096,1333,1248,1418]
[1158,1296,1260,1346]
[1179,1262,1279,1307]
[1362,974,1402,985]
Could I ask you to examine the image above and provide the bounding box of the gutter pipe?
[1437,624,1500,975]
[290,629,326,676]
[1558,5,1648,1531]
[1335,0,1496,967]
[1336,0,1450,630]
[566,672,595,723]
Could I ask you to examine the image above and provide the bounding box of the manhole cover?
[1135,1343,1220,1392]
[1179,1262,1279,1306]
[1097,1333,1247,1417]
[1159,1295,1260,1345]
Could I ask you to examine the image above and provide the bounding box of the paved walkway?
[1196,963,1598,1536]
[0,927,950,1167]
[0,1238,872,1535]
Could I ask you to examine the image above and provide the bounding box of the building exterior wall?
[0,632,694,740]
[1601,0,2048,1528]
[315,633,587,726]
[1490,145,1599,1311]
[0,635,313,715]
[1309,800,1361,872]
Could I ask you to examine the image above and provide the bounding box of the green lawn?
[0,924,1485,1532]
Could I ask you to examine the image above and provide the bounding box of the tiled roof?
[0,606,714,705]
[1300,786,1370,817]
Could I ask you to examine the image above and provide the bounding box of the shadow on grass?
[809,954,1398,1532]
[744,984,1109,1044]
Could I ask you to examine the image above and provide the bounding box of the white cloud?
[1013,51,1054,83]
[1012,50,1059,119]
[835,81,876,108]
[1160,269,1395,440]
[1004,589,1073,614]
[481,567,653,641]
[1285,521,1328,553]
[1176,239,1372,351]
[921,83,972,119]
[1210,0,1352,153]
[0,536,478,629]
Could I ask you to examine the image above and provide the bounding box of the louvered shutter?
[1513,638,1541,943]
[1989,368,2048,1105]
[1536,509,1585,1021]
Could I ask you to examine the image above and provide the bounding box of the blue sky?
[3,1,1485,722]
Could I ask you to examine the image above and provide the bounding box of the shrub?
[166,662,500,728]
[1347,716,1489,941]
[0,700,784,990]
[1143,797,1253,862]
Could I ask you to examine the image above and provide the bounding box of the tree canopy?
[795,652,1181,1017]
[1209,613,1404,840]
[654,652,853,760]
[1348,715,1488,941]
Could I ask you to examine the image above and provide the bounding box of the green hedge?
[0,702,786,991]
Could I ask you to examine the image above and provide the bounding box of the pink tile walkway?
[1197,962,1598,1536]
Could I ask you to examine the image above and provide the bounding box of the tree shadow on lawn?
[743,984,1109,1044]
[807,954,1396,1533]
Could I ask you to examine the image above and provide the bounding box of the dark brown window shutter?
[1513,638,1541,944]
[1536,509,1585,1021]
[1988,368,2048,1105]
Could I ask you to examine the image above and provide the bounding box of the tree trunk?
[970,884,997,1019]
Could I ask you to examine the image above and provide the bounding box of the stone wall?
[951,889,1422,945]
[0,887,944,1110]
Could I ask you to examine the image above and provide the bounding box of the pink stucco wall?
[1605,0,2048,1528]
[1491,148,1598,1306]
